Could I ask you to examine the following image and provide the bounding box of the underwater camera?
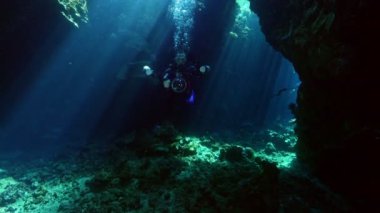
[171,72,188,93]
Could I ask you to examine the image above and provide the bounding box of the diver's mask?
[174,52,187,65]
[171,72,187,93]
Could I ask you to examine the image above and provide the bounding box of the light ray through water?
[0,0,172,154]
[187,1,300,131]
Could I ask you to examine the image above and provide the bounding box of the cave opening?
[1,0,374,211]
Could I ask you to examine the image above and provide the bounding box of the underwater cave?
[0,0,378,212]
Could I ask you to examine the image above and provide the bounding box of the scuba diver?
[143,52,210,104]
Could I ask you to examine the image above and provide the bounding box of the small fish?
[273,88,289,97]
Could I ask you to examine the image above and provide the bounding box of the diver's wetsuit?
[161,62,201,103]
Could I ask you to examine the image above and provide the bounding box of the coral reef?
[0,124,349,212]
[219,145,254,162]
[58,0,88,27]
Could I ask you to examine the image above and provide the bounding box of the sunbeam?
[0,0,374,211]
[1,0,173,153]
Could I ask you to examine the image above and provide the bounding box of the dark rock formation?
[250,0,379,209]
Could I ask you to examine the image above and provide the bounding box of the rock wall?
[250,0,379,208]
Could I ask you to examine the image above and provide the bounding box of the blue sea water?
[0,1,323,212]
[0,0,298,156]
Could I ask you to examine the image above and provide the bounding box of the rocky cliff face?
[250,0,379,208]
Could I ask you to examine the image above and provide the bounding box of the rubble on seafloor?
[0,124,349,212]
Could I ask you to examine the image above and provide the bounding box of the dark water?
[0,0,298,156]
[1,1,336,212]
